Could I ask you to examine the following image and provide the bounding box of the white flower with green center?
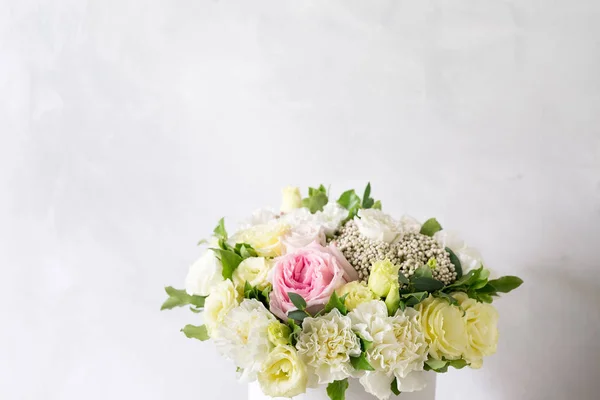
[349,301,429,400]
[295,309,361,386]
[215,299,277,382]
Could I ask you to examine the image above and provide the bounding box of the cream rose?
[231,221,290,258]
[336,281,377,311]
[453,292,499,368]
[416,295,468,361]
[232,257,273,291]
[258,345,308,398]
[204,280,241,337]
[281,186,302,213]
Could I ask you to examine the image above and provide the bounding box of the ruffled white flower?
[239,208,278,230]
[185,247,224,297]
[281,203,347,237]
[204,280,241,337]
[282,223,326,253]
[354,209,403,243]
[349,301,429,400]
[399,215,421,234]
[232,257,273,291]
[296,309,361,386]
[215,299,277,381]
[433,230,483,273]
[258,345,308,397]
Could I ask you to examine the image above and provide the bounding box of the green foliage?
[445,247,463,279]
[288,310,310,322]
[161,287,206,310]
[442,266,523,303]
[411,277,445,292]
[337,189,362,220]
[181,324,209,341]
[420,218,443,237]
[372,200,382,210]
[362,182,374,209]
[487,276,523,293]
[288,292,307,310]
[424,357,468,373]
[287,318,302,345]
[213,217,228,240]
[324,291,348,315]
[350,353,375,371]
[390,378,401,396]
[211,248,243,280]
[302,185,329,213]
[244,282,271,307]
[327,379,349,400]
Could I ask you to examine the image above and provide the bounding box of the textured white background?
[1,1,600,399]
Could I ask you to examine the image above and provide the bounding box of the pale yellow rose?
[258,345,307,398]
[368,259,400,298]
[267,321,292,346]
[281,186,302,213]
[336,281,377,311]
[232,222,290,258]
[203,280,241,337]
[232,257,273,291]
[453,292,499,368]
[417,295,468,360]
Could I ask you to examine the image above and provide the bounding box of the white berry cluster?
[332,222,457,284]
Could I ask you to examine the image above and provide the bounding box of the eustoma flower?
[269,242,357,320]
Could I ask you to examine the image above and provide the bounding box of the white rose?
[282,223,326,253]
[239,208,278,229]
[215,299,276,381]
[433,230,483,273]
[296,309,361,386]
[232,257,273,291]
[231,221,290,258]
[281,186,303,213]
[204,280,241,337]
[185,248,224,297]
[315,203,348,236]
[354,209,403,243]
[349,301,428,400]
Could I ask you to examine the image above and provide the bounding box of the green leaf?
[412,277,444,292]
[362,182,375,209]
[302,191,329,214]
[372,200,382,210]
[477,293,494,303]
[287,318,302,345]
[197,239,209,246]
[448,359,468,369]
[161,287,206,310]
[288,309,309,322]
[326,379,349,400]
[398,271,410,285]
[445,247,463,279]
[213,217,227,240]
[391,378,401,396]
[181,324,209,341]
[412,266,433,279]
[401,291,428,307]
[420,218,443,237]
[337,189,362,219]
[211,248,243,280]
[237,243,258,259]
[488,276,523,293]
[324,291,348,315]
[189,306,202,313]
[288,292,307,310]
[425,359,448,370]
[433,291,458,305]
[350,353,375,371]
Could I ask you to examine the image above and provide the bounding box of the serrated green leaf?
[287,292,307,310]
[211,248,243,280]
[327,379,349,400]
[391,378,401,396]
[213,217,227,240]
[412,277,444,292]
[161,287,206,310]
[412,266,433,279]
[181,324,209,341]
[372,200,382,210]
[445,247,463,279]
[337,190,362,219]
[350,353,375,371]
[302,191,329,214]
[420,218,443,237]
[488,276,523,293]
[324,291,348,315]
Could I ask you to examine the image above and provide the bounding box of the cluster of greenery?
[302,182,381,220]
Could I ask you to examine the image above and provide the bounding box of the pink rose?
[269,241,358,320]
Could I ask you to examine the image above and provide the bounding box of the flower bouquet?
[162,184,523,400]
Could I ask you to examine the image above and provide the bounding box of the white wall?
[2,0,599,399]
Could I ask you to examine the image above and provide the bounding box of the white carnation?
[204,280,241,337]
[281,202,347,237]
[399,215,421,234]
[354,209,403,243]
[433,230,483,273]
[239,208,278,230]
[215,299,277,382]
[349,301,428,400]
[185,247,224,297]
[296,309,361,386]
[282,223,326,253]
